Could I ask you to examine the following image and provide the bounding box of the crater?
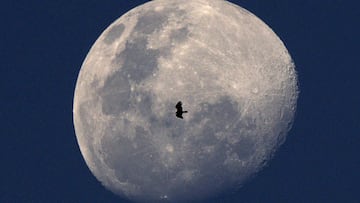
[166,144,174,153]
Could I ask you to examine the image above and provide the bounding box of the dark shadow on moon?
[100,7,192,118]
[134,10,169,35]
[100,36,160,116]
[118,38,160,83]
[169,27,190,43]
[104,23,125,44]
[134,7,187,35]
[99,70,131,116]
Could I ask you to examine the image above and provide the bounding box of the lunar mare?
[73,0,298,202]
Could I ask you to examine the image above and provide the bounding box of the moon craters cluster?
[73,0,298,202]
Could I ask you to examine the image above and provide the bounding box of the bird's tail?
[183,111,188,113]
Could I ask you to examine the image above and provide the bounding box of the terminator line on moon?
[73,0,298,202]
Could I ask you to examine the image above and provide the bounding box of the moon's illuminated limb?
[73,0,298,202]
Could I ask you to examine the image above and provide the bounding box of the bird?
[175,101,188,119]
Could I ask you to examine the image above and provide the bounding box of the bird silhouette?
[175,101,188,119]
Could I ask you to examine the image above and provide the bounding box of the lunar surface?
[73,0,298,202]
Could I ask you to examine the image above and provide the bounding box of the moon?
[73,0,298,202]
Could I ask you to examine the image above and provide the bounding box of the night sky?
[1,0,359,202]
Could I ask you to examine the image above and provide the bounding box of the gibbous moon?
[73,0,298,202]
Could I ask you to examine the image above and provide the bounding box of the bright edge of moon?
[73,0,298,202]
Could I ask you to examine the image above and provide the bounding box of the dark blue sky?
[1,0,359,202]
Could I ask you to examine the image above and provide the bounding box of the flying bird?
[175,101,188,119]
